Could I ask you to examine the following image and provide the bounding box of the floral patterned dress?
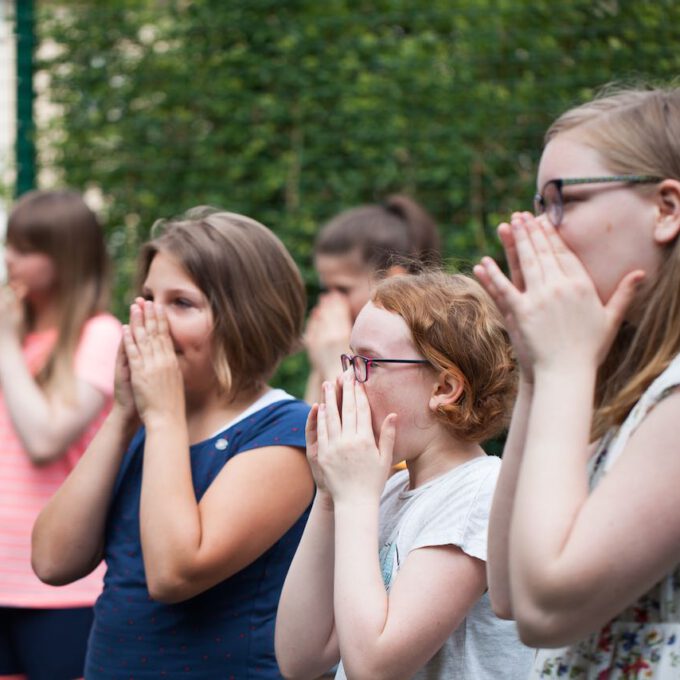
[531,353,680,679]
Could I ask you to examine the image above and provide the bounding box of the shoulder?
[397,457,500,561]
[73,314,122,394]
[78,313,122,351]
[231,395,309,454]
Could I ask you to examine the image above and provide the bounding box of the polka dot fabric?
[85,398,310,679]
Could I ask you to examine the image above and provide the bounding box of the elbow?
[488,589,515,621]
[512,584,587,647]
[341,659,406,680]
[146,574,193,605]
[277,661,313,680]
[145,562,201,604]
[516,611,574,648]
[31,551,74,587]
[24,439,66,466]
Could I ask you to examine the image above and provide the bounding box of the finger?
[340,369,357,433]
[540,217,590,279]
[498,220,525,291]
[476,256,523,312]
[322,381,342,440]
[122,325,142,370]
[129,302,153,359]
[305,404,319,450]
[511,214,544,289]
[354,381,374,434]
[317,403,329,453]
[153,303,174,355]
[155,303,170,337]
[378,414,397,464]
[605,270,646,332]
[522,213,562,282]
[144,300,159,336]
[473,263,510,318]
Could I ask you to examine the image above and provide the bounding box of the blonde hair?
[373,271,516,443]
[7,190,110,396]
[546,86,680,437]
[139,208,306,400]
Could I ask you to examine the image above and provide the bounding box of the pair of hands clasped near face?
[473,212,645,382]
[306,371,397,505]
[115,298,185,426]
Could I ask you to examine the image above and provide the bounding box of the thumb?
[378,413,397,464]
[605,270,645,329]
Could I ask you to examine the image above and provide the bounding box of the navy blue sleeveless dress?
[85,395,310,679]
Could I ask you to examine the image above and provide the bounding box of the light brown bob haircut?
[373,271,517,443]
[7,190,110,395]
[139,208,306,400]
[545,85,680,438]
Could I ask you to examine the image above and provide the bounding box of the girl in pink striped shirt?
[0,191,121,680]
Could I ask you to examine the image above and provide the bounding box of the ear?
[385,264,409,278]
[428,370,464,413]
[653,179,680,245]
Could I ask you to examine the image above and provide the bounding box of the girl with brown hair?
[305,195,441,405]
[0,190,121,680]
[32,208,314,678]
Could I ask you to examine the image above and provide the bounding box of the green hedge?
[34,0,680,397]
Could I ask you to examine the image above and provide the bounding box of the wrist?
[109,404,141,436]
[142,408,184,433]
[333,494,380,515]
[313,489,335,512]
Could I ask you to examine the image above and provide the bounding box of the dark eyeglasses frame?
[534,175,662,226]
[341,353,429,383]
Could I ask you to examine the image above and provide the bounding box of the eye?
[142,292,153,302]
[173,297,194,308]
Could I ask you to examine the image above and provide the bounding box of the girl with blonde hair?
[476,85,680,677]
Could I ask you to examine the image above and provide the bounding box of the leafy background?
[21,0,680,398]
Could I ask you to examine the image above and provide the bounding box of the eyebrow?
[141,286,201,297]
[352,346,384,358]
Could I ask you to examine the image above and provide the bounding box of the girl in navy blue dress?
[32,208,314,679]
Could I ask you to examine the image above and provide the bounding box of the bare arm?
[0,331,108,464]
[275,490,340,679]
[510,381,680,646]
[478,212,659,646]
[125,301,314,603]
[333,499,486,680]
[140,431,314,603]
[32,340,138,584]
[475,217,535,618]
[485,377,532,618]
[32,406,137,584]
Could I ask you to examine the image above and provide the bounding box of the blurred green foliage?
[33,0,680,397]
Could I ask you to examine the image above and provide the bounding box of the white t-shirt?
[336,455,533,680]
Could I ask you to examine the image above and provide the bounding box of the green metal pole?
[15,0,36,196]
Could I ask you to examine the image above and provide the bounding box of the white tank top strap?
[601,352,680,472]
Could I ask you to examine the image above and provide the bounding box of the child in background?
[0,190,121,680]
[276,272,533,679]
[305,195,441,404]
[476,85,680,677]
[32,208,314,679]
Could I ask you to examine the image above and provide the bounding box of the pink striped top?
[0,313,122,608]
